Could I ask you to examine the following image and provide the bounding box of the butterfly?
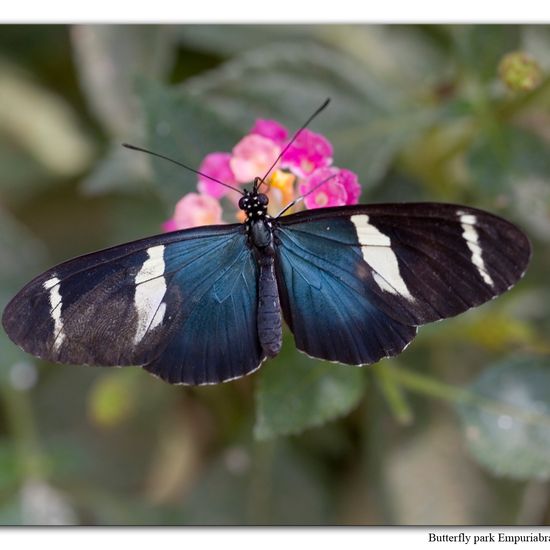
[2,101,531,385]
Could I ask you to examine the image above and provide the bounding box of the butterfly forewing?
[2,224,265,385]
[274,203,530,365]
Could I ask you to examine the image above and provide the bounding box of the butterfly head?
[238,187,269,222]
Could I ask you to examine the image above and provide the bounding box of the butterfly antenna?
[275,172,338,218]
[123,143,244,196]
[256,98,331,191]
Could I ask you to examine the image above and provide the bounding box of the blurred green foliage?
[1,24,550,525]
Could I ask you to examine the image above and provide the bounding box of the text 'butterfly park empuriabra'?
[2,99,532,385]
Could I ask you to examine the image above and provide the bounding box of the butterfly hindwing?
[274,203,530,365]
[2,224,264,385]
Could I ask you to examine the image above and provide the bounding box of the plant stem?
[384,364,471,405]
[372,364,414,425]
[385,364,550,429]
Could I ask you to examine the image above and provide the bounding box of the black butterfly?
[2,102,531,385]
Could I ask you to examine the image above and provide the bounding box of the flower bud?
[498,51,543,92]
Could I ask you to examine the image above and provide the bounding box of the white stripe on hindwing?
[457,212,494,287]
[43,276,66,352]
[350,214,414,300]
[133,245,167,344]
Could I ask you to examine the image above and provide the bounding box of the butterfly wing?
[274,203,531,365]
[2,224,264,385]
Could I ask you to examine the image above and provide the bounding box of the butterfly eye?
[257,194,269,206]
[238,196,248,210]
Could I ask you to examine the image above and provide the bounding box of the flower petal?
[250,119,289,145]
[281,129,333,177]
[299,167,361,209]
[197,152,237,199]
[163,192,224,231]
[230,134,281,183]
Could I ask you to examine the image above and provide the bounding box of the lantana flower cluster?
[163,119,361,231]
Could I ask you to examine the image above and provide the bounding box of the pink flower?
[162,219,179,232]
[299,167,361,210]
[250,119,288,145]
[197,152,237,199]
[163,192,223,231]
[230,134,281,183]
[165,115,363,226]
[281,129,333,178]
[338,169,361,204]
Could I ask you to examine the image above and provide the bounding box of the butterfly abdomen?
[257,253,282,358]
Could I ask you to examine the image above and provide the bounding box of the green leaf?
[71,25,176,138]
[177,25,319,56]
[254,335,365,440]
[456,356,550,480]
[182,42,440,189]
[138,79,243,206]
[0,59,95,198]
[321,25,451,91]
[71,26,176,196]
[180,25,450,94]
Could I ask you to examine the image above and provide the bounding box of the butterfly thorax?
[239,189,274,251]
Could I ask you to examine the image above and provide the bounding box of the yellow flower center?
[268,170,297,214]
